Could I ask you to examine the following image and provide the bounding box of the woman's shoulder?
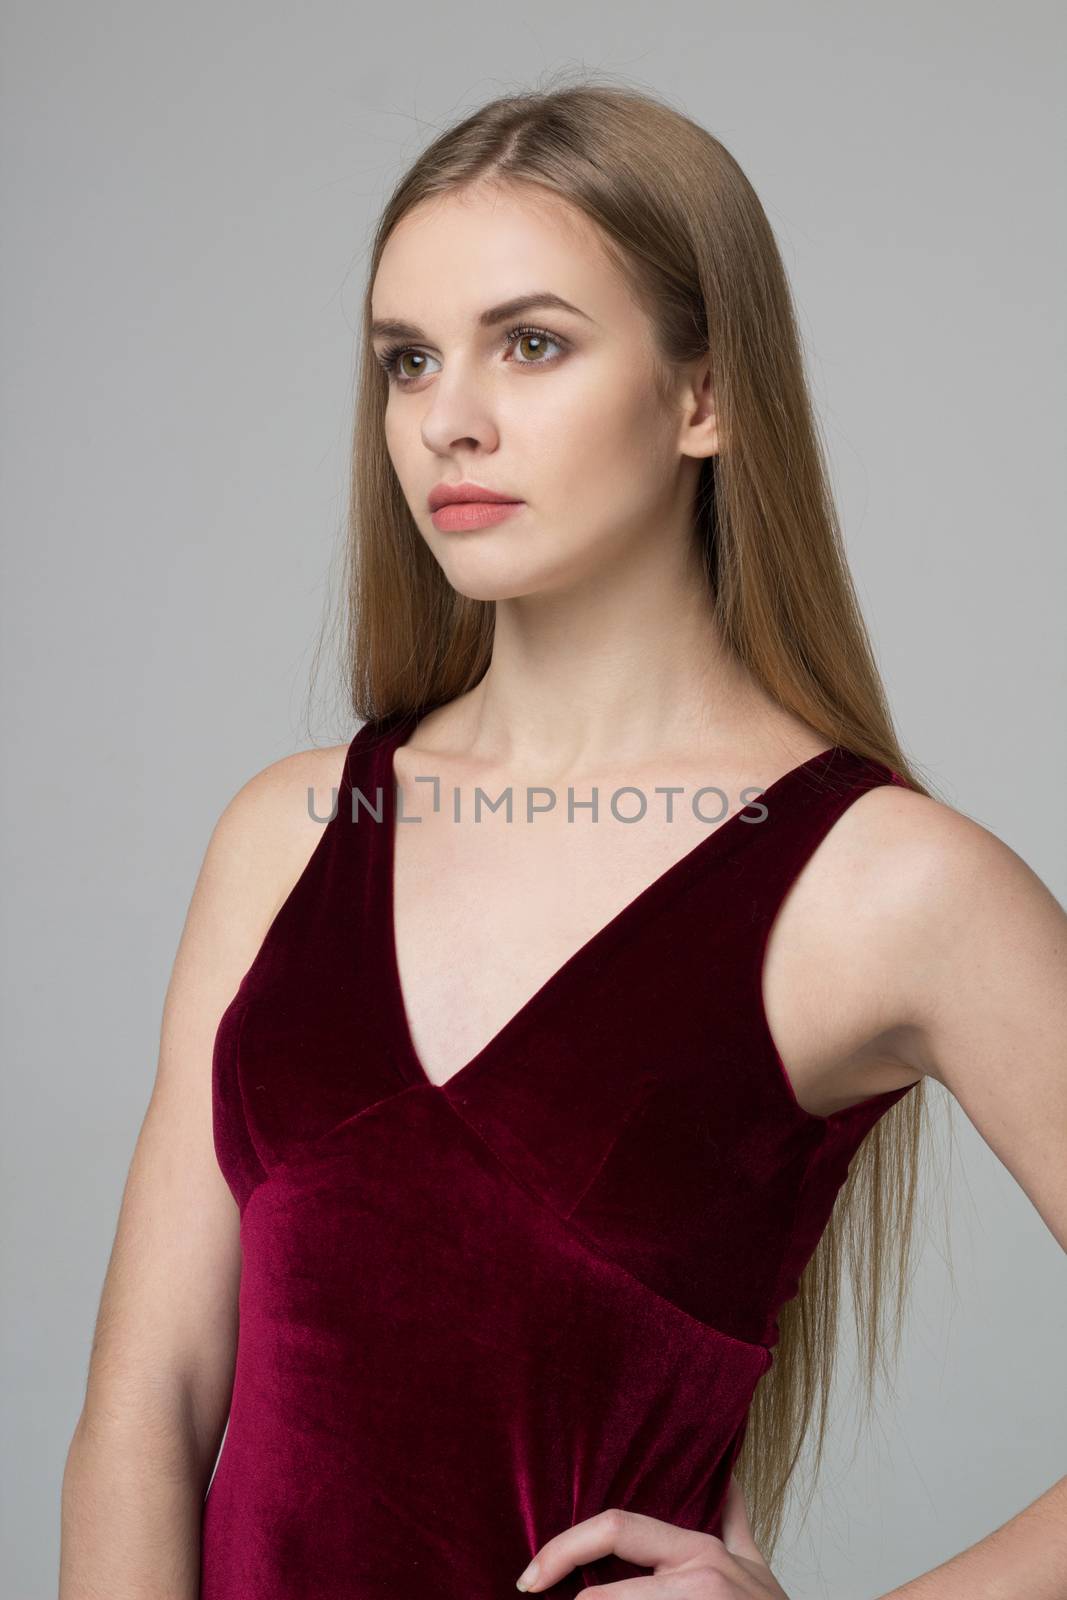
[214,737,351,848]
[784,773,1045,1098]
[823,772,1025,912]
[197,739,354,958]
[794,771,1027,980]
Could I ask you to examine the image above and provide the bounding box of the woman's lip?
[430,500,525,532]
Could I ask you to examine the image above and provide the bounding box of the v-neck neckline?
[377,712,847,1096]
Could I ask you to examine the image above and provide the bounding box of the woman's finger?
[514,1504,722,1591]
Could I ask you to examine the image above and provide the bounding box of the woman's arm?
[861,792,1067,1599]
[59,742,347,1599]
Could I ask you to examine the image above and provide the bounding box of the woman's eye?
[510,329,562,365]
[377,325,565,387]
[394,351,440,382]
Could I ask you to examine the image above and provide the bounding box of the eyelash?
[374,324,567,386]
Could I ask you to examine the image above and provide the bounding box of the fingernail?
[515,1558,540,1590]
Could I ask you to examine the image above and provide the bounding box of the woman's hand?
[514,1475,789,1595]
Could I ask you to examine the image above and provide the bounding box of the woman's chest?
[389,797,873,1111]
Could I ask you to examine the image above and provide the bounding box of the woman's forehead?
[372,192,633,332]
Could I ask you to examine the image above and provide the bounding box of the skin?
[60,178,1067,1597]
[375,181,706,610]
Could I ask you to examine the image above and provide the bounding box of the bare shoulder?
[843,773,1065,1033]
[172,739,352,1002]
[826,777,1055,929]
[211,740,351,868]
[778,776,1061,1100]
[206,739,351,932]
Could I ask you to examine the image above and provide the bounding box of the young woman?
[60,82,1066,1600]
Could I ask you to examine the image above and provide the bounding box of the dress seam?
[442,1092,773,1368]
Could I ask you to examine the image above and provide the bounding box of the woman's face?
[369,182,713,601]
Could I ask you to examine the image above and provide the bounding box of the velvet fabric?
[200,711,916,1596]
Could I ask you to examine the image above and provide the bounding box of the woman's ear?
[677,355,719,459]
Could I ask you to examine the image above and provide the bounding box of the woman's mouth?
[429,500,526,532]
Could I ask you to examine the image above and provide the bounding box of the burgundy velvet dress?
[200,710,916,1596]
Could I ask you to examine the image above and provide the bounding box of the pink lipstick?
[428,480,526,532]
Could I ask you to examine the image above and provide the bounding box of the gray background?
[3,3,1064,1596]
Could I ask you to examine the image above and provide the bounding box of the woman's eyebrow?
[369,292,596,343]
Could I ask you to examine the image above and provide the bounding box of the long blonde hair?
[332,71,948,1559]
